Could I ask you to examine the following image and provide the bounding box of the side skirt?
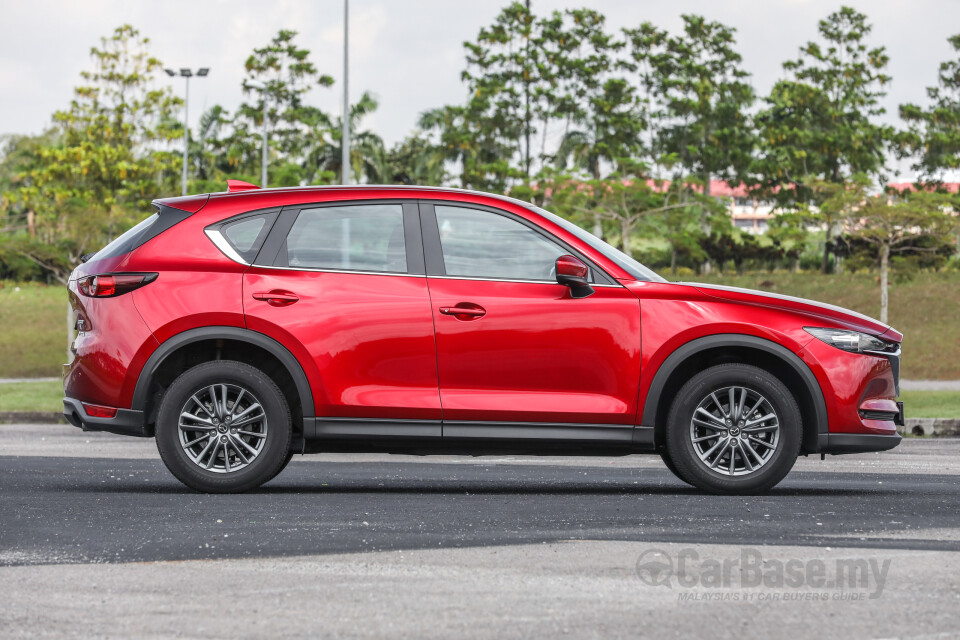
[303,417,656,456]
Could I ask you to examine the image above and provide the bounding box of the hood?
[680,282,902,342]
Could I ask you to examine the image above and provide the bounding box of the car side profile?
[63,182,905,494]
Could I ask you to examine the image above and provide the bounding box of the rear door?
[242,200,441,434]
[421,202,642,434]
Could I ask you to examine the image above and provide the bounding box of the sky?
[1,0,957,180]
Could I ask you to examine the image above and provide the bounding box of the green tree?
[231,30,334,183]
[8,24,182,275]
[462,1,540,181]
[754,6,892,272]
[899,34,960,177]
[382,133,448,185]
[419,102,509,190]
[0,132,57,240]
[622,22,670,172]
[841,181,957,322]
[552,9,636,176]
[306,92,385,184]
[653,15,754,195]
[551,177,694,256]
[898,34,960,258]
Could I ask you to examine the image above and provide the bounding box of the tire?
[266,449,296,484]
[663,363,801,495]
[659,450,692,486]
[156,360,292,493]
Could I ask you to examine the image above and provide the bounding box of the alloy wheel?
[689,385,780,477]
[178,383,268,473]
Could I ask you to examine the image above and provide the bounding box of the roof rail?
[226,179,261,193]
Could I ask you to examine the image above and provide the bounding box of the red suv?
[63,183,904,494]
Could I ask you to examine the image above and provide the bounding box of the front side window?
[435,206,566,281]
[286,204,406,273]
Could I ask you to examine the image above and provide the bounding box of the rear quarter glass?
[90,205,194,263]
[209,210,280,264]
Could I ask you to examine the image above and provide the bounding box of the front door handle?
[252,290,300,307]
[439,303,486,320]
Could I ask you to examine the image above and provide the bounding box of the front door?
[421,203,642,430]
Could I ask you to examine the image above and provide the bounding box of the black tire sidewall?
[156,360,292,493]
[659,450,691,486]
[664,364,801,494]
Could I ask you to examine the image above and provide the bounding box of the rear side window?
[285,204,406,273]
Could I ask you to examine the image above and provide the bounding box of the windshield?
[527,204,667,283]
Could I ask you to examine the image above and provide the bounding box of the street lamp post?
[342,0,350,185]
[243,80,269,188]
[166,68,209,196]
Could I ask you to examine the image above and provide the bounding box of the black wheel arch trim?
[640,333,829,451]
[131,326,315,419]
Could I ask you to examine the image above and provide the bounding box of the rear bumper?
[63,398,150,438]
[817,432,902,455]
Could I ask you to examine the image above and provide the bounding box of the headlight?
[804,327,897,354]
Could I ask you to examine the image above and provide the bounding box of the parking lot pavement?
[2,423,960,638]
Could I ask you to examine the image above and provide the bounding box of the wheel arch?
[641,334,827,453]
[132,326,315,436]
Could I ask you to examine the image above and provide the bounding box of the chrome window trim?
[427,275,622,288]
[252,263,423,278]
[205,228,249,266]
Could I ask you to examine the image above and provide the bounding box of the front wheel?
[156,360,292,493]
[662,363,801,494]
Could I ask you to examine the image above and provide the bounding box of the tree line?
[1,4,958,320]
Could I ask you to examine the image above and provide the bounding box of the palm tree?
[304,91,387,184]
[383,133,448,185]
[418,105,473,188]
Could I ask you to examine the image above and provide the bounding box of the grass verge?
[900,390,960,419]
[0,380,63,413]
[0,282,68,378]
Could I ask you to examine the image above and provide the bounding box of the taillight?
[77,273,157,298]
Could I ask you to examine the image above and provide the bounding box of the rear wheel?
[156,360,292,493]
[662,363,801,495]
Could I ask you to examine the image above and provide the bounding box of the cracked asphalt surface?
[2,423,959,639]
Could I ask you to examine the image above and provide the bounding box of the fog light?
[82,403,118,418]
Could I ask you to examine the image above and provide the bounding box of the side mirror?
[555,255,595,299]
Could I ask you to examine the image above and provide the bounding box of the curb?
[897,418,960,437]
[0,412,64,424]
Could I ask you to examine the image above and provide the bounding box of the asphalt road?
[2,423,960,639]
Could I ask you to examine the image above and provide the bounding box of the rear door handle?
[439,303,486,320]
[252,290,300,307]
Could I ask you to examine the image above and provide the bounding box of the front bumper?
[817,432,902,455]
[63,398,150,437]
